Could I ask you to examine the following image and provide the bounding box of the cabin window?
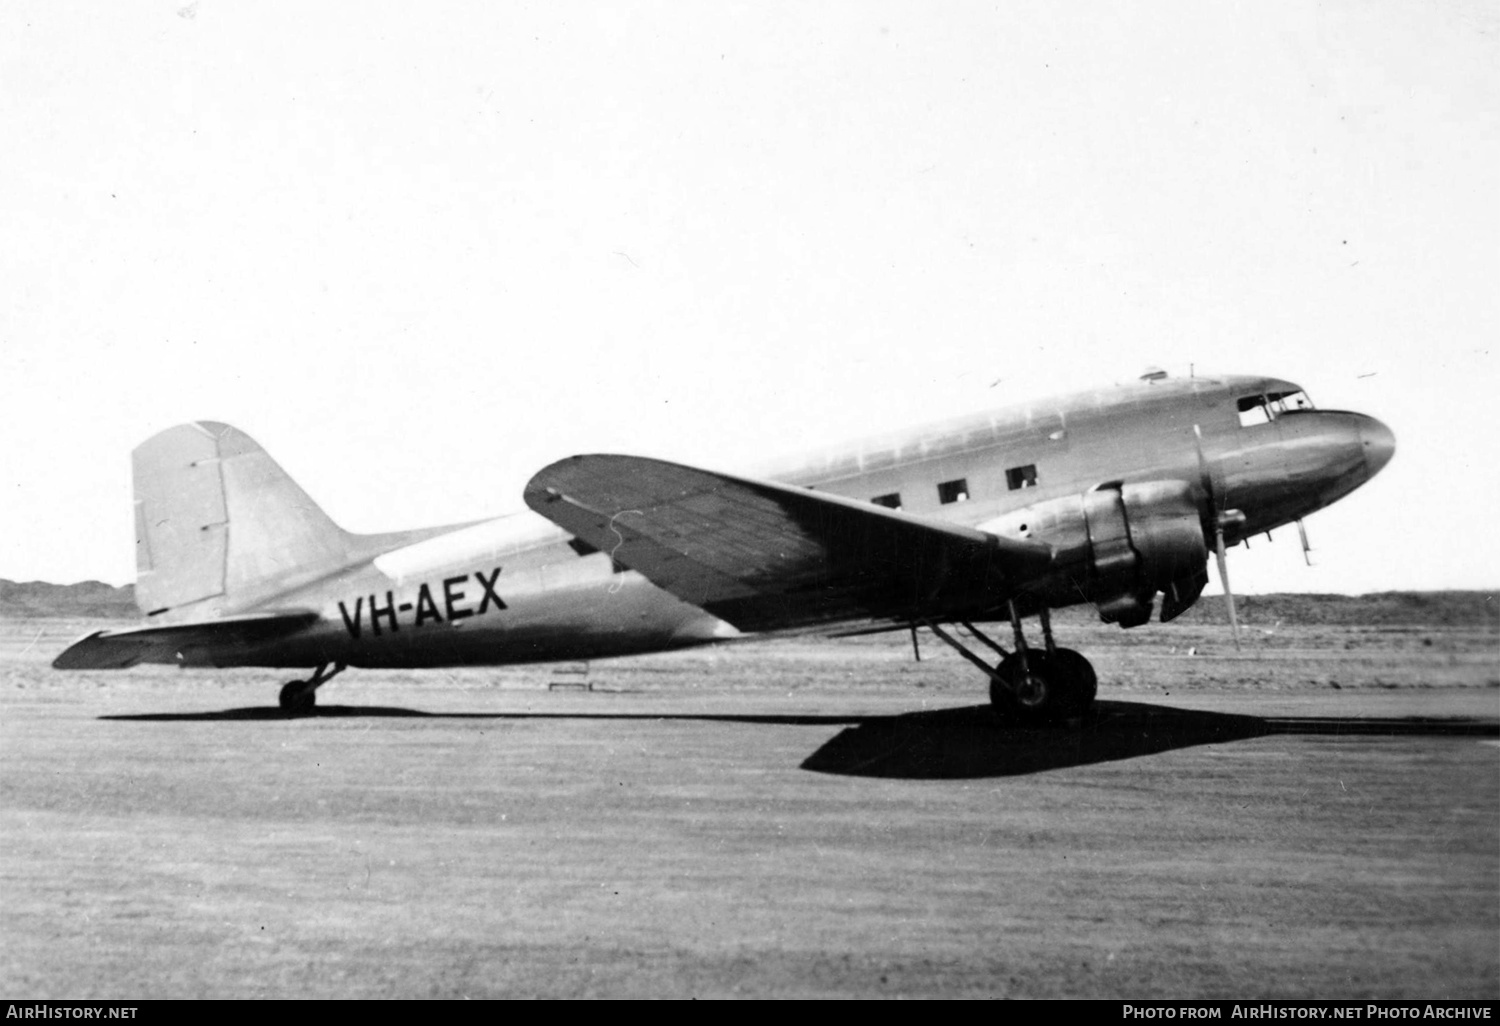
[937,478,969,504]
[871,492,902,510]
[1005,464,1038,490]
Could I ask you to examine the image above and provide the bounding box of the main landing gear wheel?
[990,648,1097,724]
[278,680,317,714]
[917,616,1096,727]
[1046,647,1098,708]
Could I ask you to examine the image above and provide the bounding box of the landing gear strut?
[921,603,1096,724]
[278,662,346,714]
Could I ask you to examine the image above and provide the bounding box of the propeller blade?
[1296,518,1313,566]
[1193,424,1214,505]
[1213,524,1242,650]
[1196,424,1240,649]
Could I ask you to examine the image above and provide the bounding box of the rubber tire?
[1048,648,1098,714]
[278,681,316,714]
[990,650,1096,724]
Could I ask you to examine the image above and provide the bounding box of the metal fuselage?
[214,374,1394,670]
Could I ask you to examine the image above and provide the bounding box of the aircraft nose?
[1359,416,1396,480]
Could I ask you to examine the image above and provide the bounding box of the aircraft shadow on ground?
[798,704,1496,779]
[100,700,1499,780]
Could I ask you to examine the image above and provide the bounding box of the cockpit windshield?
[1237,389,1314,426]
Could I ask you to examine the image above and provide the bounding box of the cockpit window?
[1267,390,1314,416]
[1237,390,1314,426]
[1237,395,1273,426]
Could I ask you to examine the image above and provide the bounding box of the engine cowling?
[980,480,1209,627]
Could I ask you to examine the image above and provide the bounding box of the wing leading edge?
[524,455,1054,633]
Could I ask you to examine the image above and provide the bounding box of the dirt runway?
[3,620,1496,998]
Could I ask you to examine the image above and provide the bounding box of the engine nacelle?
[980,480,1208,626]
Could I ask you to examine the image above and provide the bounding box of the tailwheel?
[276,662,344,714]
[278,680,317,715]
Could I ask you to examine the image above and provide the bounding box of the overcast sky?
[2,0,1495,597]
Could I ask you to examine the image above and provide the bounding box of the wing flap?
[52,611,319,670]
[524,455,1053,632]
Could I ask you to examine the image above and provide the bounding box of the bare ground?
[2,619,1496,998]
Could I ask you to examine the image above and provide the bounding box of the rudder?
[133,422,349,618]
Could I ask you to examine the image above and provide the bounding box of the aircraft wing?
[52,611,319,670]
[524,455,1054,632]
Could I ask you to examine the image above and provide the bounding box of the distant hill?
[0,579,138,619]
[1155,590,1497,629]
[1035,591,1495,629]
[0,577,1494,628]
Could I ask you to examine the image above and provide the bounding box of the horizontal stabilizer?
[52,611,319,670]
[525,454,1053,632]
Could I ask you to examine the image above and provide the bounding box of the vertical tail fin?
[133,422,349,618]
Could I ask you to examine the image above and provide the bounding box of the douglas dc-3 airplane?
[55,371,1394,722]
